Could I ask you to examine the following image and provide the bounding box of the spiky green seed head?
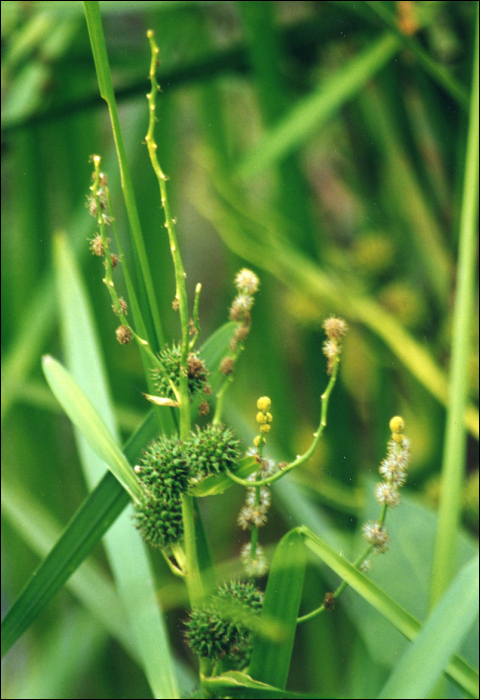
[134,493,184,551]
[184,581,263,666]
[138,435,191,501]
[151,344,210,401]
[184,424,241,478]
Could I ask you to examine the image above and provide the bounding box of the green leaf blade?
[299,526,479,699]
[249,529,306,689]
[41,354,143,503]
[237,33,399,178]
[377,554,479,699]
[1,411,159,659]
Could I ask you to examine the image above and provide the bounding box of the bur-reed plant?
[1,3,478,700]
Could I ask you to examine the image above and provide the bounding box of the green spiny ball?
[134,493,184,551]
[137,435,190,501]
[185,424,241,478]
[152,344,210,401]
[216,580,264,612]
[184,581,263,666]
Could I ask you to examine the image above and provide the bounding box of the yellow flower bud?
[253,436,262,447]
[256,412,268,424]
[259,423,271,434]
[389,416,405,434]
[266,412,273,423]
[257,396,271,412]
[392,433,404,443]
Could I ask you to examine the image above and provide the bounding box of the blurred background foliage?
[1,1,478,698]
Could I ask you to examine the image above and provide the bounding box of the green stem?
[145,31,190,437]
[249,431,265,562]
[297,499,389,623]
[226,358,340,488]
[430,6,479,610]
[145,31,208,611]
[182,494,205,605]
[83,2,164,352]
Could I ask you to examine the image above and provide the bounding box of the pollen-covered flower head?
[322,316,349,341]
[115,325,132,344]
[374,482,401,508]
[231,294,254,314]
[235,268,260,295]
[241,542,268,577]
[362,521,390,554]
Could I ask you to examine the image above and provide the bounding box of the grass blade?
[42,354,143,503]
[377,554,479,699]
[430,6,479,608]
[300,526,479,699]
[1,410,158,657]
[83,0,164,352]
[54,232,179,698]
[1,479,133,656]
[237,32,399,178]
[364,0,469,107]
[203,670,327,698]
[249,529,306,689]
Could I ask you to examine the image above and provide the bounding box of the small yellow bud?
[266,412,273,423]
[389,416,405,434]
[253,436,262,447]
[392,433,404,443]
[257,396,271,412]
[259,423,271,434]
[256,412,268,424]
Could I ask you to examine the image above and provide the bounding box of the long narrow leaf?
[1,479,133,656]
[1,410,158,657]
[249,529,306,689]
[364,0,468,107]
[430,6,480,608]
[42,354,143,502]
[377,554,479,699]
[83,0,164,352]
[300,526,479,699]
[237,32,399,178]
[54,232,179,699]
[203,670,327,698]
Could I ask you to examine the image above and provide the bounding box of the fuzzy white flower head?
[374,482,401,508]
[233,294,254,312]
[360,559,372,573]
[235,268,259,294]
[238,505,267,529]
[362,521,390,554]
[260,458,276,476]
[246,486,271,510]
[379,458,407,487]
[241,542,267,577]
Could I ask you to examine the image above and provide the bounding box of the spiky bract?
[184,581,263,666]
[185,424,241,478]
